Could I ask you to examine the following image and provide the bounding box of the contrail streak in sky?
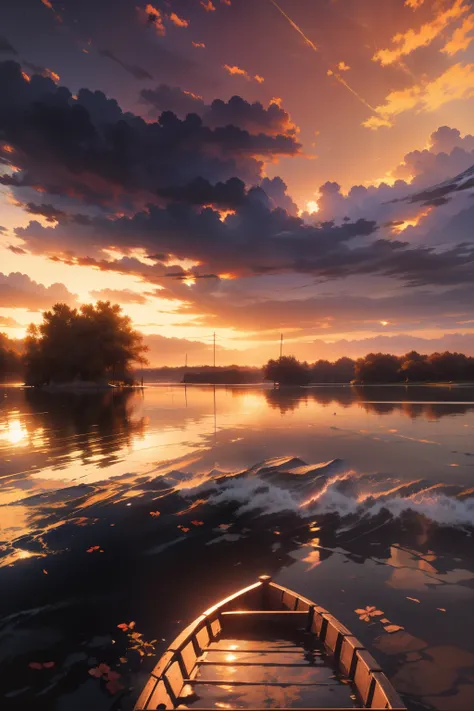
[268,0,379,116]
[268,0,318,52]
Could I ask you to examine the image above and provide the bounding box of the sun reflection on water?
[1,418,28,446]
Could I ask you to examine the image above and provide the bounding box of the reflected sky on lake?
[1,385,474,710]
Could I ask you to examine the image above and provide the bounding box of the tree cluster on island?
[23,302,148,386]
[264,352,474,386]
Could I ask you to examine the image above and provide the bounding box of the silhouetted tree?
[354,353,402,384]
[399,351,433,382]
[264,356,311,386]
[0,333,23,381]
[333,357,356,382]
[428,351,473,382]
[25,301,148,386]
[311,357,355,383]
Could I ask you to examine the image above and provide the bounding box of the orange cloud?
[192,41,206,48]
[201,0,216,11]
[41,0,53,7]
[337,61,350,71]
[364,62,474,129]
[141,4,166,36]
[442,13,474,55]
[373,0,469,66]
[224,65,264,83]
[405,0,425,8]
[168,12,189,28]
[221,0,231,5]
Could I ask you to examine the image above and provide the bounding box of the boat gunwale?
[134,576,406,711]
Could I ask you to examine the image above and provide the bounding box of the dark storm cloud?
[0,61,300,209]
[260,177,298,216]
[157,177,246,208]
[158,175,298,212]
[16,197,379,276]
[0,37,17,54]
[98,49,153,81]
[140,87,297,136]
[24,202,67,223]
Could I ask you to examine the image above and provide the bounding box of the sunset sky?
[1,0,474,366]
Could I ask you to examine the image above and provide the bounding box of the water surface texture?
[1,384,474,711]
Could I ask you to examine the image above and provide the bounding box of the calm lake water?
[1,384,474,710]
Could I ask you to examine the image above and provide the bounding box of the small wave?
[186,457,474,527]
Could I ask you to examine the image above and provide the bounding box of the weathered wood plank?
[134,675,157,710]
[370,671,406,710]
[354,649,382,706]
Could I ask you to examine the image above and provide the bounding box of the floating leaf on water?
[191,520,204,526]
[88,667,103,678]
[218,524,230,530]
[43,662,55,669]
[98,663,111,674]
[380,618,390,624]
[178,526,190,533]
[437,608,446,612]
[42,569,48,575]
[150,511,161,517]
[384,625,404,634]
[117,621,135,632]
[29,662,43,670]
[86,546,101,553]
[355,605,384,622]
[119,657,127,664]
[407,597,420,603]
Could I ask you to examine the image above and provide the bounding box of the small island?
[21,301,148,388]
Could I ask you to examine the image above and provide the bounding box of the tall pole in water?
[280,333,283,360]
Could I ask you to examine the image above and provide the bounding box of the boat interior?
[135,576,406,710]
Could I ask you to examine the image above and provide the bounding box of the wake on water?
[179,456,474,528]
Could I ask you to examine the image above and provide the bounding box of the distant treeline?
[264,352,474,386]
[183,368,263,384]
[141,366,263,384]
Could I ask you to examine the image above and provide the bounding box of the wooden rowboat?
[135,575,406,710]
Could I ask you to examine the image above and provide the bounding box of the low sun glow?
[380,320,389,326]
[306,200,319,214]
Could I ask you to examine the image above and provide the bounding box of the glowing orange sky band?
[268,0,379,115]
